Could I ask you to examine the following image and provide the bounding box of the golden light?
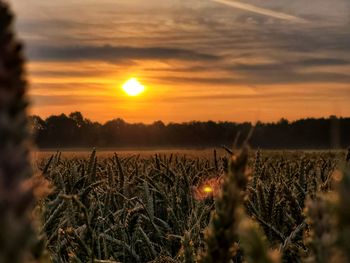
[203,186,213,193]
[122,78,145,96]
[193,178,221,200]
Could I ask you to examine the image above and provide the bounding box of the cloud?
[228,58,350,71]
[27,45,219,62]
[32,94,118,106]
[294,58,350,66]
[152,71,350,85]
[211,0,308,23]
[11,0,350,121]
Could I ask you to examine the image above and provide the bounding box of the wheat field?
[2,1,350,262]
[30,148,350,263]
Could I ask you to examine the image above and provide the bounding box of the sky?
[10,0,350,123]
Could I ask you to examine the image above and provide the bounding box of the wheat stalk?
[0,1,36,262]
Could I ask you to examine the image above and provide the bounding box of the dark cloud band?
[27,45,219,62]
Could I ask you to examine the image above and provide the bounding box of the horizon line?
[30,112,348,125]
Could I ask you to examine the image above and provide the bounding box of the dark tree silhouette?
[30,113,350,149]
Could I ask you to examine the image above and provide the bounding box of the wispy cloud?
[212,0,308,23]
[10,0,350,122]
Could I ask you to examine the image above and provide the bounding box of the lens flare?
[203,186,213,193]
[193,177,223,200]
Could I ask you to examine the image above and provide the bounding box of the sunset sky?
[11,0,350,123]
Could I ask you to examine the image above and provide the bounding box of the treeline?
[30,112,350,149]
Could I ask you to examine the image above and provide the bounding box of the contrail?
[212,0,308,23]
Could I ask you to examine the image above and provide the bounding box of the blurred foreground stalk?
[199,147,280,263]
[0,1,36,262]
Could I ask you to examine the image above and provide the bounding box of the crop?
[0,1,40,262]
[35,149,349,263]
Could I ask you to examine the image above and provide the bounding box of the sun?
[122,78,145,96]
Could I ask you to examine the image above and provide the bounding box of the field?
[2,1,350,262]
[33,148,350,263]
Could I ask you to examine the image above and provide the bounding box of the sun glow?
[122,78,145,96]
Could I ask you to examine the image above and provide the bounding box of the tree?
[69,111,85,128]
[29,113,350,149]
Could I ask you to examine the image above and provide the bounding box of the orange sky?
[11,0,350,123]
